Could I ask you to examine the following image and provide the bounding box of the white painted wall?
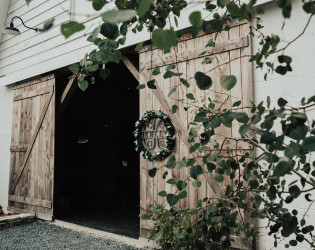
[253,1,315,249]
[0,0,314,248]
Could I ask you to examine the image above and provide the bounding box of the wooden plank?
[10,144,29,152]
[7,206,35,216]
[14,74,54,89]
[9,90,54,194]
[8,195,52,208]
[141,69,224,195]
[146,36,248,69]
[140,219,155,230]
[122,56,139,81]
[14,86,54,101]
[60,75,76,103]
[36,212,53,221]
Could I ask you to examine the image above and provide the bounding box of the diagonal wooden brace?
[122,55,224,196]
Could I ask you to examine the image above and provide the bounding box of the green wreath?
[134,110,175,161]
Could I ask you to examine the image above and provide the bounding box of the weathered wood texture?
[8,75,55,221]
[139,23,254,246]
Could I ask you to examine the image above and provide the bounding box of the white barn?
[0,0,314,249]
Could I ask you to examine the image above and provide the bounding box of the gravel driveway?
[0,221,142,249]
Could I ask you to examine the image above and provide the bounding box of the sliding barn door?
[8,74,55,220]
[139,22,253,248]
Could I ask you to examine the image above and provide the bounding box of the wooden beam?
[121,55,140,81]
[10,144,29,152]
[60,75,76,103]
[14,74,54,90]
[57,75,77,121]
[9,90,54,194]
[145,36,249,69]
[9,195,52,208]
[140,219,156,230]
[122,54,225,195]
[14,86,54,102]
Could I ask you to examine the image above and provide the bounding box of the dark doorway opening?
[54,55,140,238]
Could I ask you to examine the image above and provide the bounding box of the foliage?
[25,0,315,248]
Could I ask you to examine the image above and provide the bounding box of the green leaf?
[189,143,200,153]
[273,160,294,177]
[153,67,161,76]
[120,23,128,36]
[168,88,176,97]
[190,165,203,179]
[147,79,156,89]
[148,168,157,177]
[25,0,32,5]
[192,180,202,188]
[303,1,315,14]
[102,9,136,24]
[87,26,101,42]
[69,64,79,74]
[61,21,85,38]
[136,84,146,89]
[172,104,178,114]
[285,142,300,157]
[176,180,187,190]
[165,155,176,169]
[214,173,224,183]
[195,72,212,90]
[211,216,223,223]
[158,191,167,197]
[220,75,237,90]
[38,19,54,32]
[152,28,178,53]
[233,100,241,107]
[92,0,106,11]
[180,78,190,87]
[239,124,250,136]
[167,194,179,206]
[260,131,276,144]
[302,136,315,152]
[189,11,203,27]
[99,68,110,80]
[137,0,154,17]
[166,178,177,184]
[289,185,301,198]
[78,80,88,91]
[101,23,118,39]
[194,112,207,122]
[164,71,182,79]
[205,39,215,48]
[186,93,195,100]
[178,191,187,199]
[201,57,213,64]
[278,97,288,107]
[135,42,144,52]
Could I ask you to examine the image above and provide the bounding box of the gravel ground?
[0,221,142,250]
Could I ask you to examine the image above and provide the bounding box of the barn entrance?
[54,55,140,238]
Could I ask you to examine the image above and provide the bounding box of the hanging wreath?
[134,110,175,161]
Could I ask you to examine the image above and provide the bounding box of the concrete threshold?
[51,220,153,249]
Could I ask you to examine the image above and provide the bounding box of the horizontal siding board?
[0,22,97,74]
[2,0,68,43]
[7,0,27,16]
[0,11,69,53]
[0,12,69,57]
[0,15,70,61]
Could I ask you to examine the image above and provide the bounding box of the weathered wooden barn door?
[138,22,253,247]
[8,74,55,220]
